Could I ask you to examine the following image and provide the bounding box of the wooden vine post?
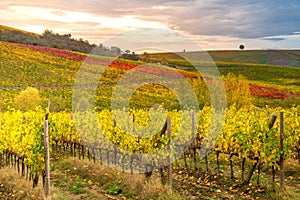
[44,113,51,198]
[167,116,172,190]
[279,112,284,189]
[268,114,277,184]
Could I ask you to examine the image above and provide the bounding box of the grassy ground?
[1,154,299,200]
[0,167,45,199]
[50,157,179,200]
[0,157,179,200]
[173,154,300,200]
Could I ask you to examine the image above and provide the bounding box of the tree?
[239,44,245,50]
[142,52,151,62]
[110,46,121,56]
[42,29,53,37]
[14,87,42,111]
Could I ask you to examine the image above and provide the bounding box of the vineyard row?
[0,106,299,188]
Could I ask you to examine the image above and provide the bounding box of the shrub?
[14,87,42,111]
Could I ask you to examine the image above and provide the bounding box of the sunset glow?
[1,0,299,50]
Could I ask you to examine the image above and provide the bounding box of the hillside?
[0,25,39,36]
[0,25,121,56]
[0,41,299,111]
[0,41,300,200]
[149,50,300,67]
[143,51,300,94]
[0,42,182,111]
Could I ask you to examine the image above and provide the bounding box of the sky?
[1,0,300,52]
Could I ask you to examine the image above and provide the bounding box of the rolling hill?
[0,22,300,111]
[149,50,300,67]
[0,41,299,111]
[0,24,121,56]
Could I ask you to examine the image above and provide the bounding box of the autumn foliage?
[7,42,299,101]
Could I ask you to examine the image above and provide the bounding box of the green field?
[150,50,300,67]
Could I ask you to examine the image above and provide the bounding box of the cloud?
[8,0,300,39]
[50,10,65,16]
[0,1,11,9]
[262,37,286,41]
[2,0,300,49]
[162,0,300,39]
